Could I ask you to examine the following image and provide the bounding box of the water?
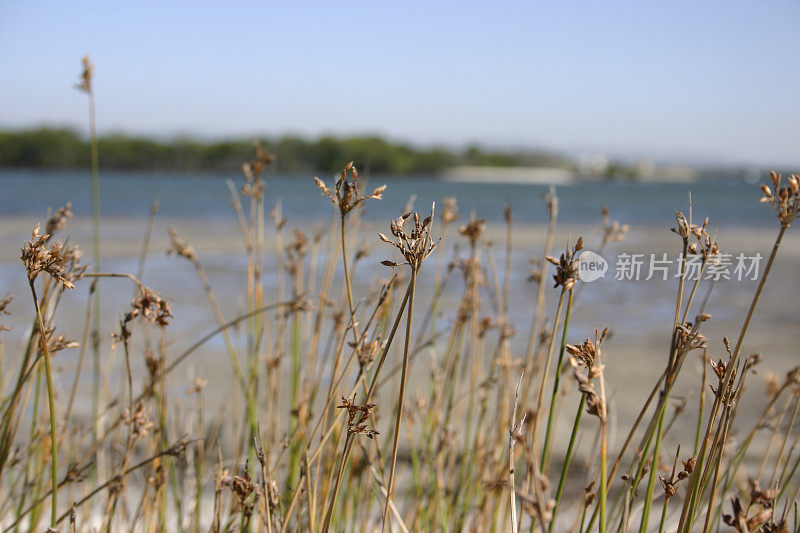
[0,168,778,229]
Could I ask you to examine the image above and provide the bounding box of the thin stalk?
[639,401,666,532]
[695,350,707,455]
[340,212,361,345]
[542,288,574,471]
[549,394,586,533]
[657,497,669,533]
[599,353,609,533]
[321,433,353,532]
[136,199,159,284]
[509,374,525,533]
[87,86,102,492]
[530,289,566,455]
[28,281,58,528]
[382,268,418,533]
[521,187,558,403]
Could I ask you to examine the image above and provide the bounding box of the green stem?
[549,395,585,533]
[542,288,573,472]
[639,401,666,533]
[599,413,608,533]
[382,267,417,533]
[28,281,58,528]
[657,497,670,533]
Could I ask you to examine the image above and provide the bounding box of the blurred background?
[2,0,799,173]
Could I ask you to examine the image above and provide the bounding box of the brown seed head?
[597,206,629,245]
[0,294,11,332]
[315,162,385,216]
[21,225,76,289]
[337,395,379,439]
[546,237,583,290]
[567,328,609,420]
[458,217,486,247]
[760,171,800,227]
[167,228,198,262]
[441,196,459,225]
[127,286,173,326]
[45,203,73,238]
[379,204,439,271]
[76,55,93,94]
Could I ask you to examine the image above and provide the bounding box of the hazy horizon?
[2,0,799,168]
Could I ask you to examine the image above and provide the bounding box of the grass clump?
[1,63,800,532]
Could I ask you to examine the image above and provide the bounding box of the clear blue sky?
[1,0,798,166]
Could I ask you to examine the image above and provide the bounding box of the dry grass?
[1,157,799,532]
[1,65,800,532]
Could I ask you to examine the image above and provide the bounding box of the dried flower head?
[659,446,696,499]
[122,402,154,437]
[285,228,308,277]
[187,376,207,395]
[75,55,93,94]
[166,436,191,459]
[545,237,583,290]
[63,462,89,484]
[337,396,379,439]
[144,347,164,385]
[584,479,597,507]
[528,256,544,284]
[241,142,274,200]
[45,203,73,238]
[764,372,781,397]
[126,286,173,326]
[315,161,385,216]
[749,479,779,508]
[21,225,76,289]
[442,196,459,225]
[357,337,384,371]
[0,295,12,332]
[785,365,800,388]
[674,211,720,261]
[220,465,256,508]
[379,205,439,271]
[542,186,559,219]
[270,201,287,230]
[167,228,197,262]
[458,217,486,247]
[597,207,629,245]
[760,171,800,227]
[722,492,773,532]
[41,331,79,356]
[673,211,693,240]
[566,328,609,419]
[673,322,709,354]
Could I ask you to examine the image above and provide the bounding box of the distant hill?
[0,127,573,175]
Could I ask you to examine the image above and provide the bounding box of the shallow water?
[0,168,779,228]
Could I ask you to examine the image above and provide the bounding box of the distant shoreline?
[0,127,572,176]
[0,127,776,182]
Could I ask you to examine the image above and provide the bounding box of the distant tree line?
[0,127,573,175]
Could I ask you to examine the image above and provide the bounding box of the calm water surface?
[0,169,776,228]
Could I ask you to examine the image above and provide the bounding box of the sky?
[1,0,798,167]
